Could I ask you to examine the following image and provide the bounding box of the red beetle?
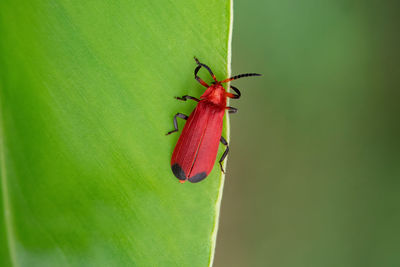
[167,57,260,183]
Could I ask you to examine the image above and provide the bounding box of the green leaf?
[0,1,232,266]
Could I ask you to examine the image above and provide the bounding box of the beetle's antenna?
[221,73,261,83]
[194,57,218,83]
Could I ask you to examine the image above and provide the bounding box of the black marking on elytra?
[188,172,207,183]
[171,163,186,181]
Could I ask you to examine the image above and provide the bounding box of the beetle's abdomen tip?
[171,163,187,181]
[188,172,207,183]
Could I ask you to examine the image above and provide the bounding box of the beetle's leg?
[230,85,241,99]
[219,136,229,173]
[194,57,218,83]
[166,113,188,135]
[226,106,238,114]
[176,95,200,102]
[226,86,241,99]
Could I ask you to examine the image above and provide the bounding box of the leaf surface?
[0,1,231,266]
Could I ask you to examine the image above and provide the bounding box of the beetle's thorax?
[200,83,227,108]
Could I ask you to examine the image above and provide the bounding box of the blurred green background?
[215,0,400,267]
